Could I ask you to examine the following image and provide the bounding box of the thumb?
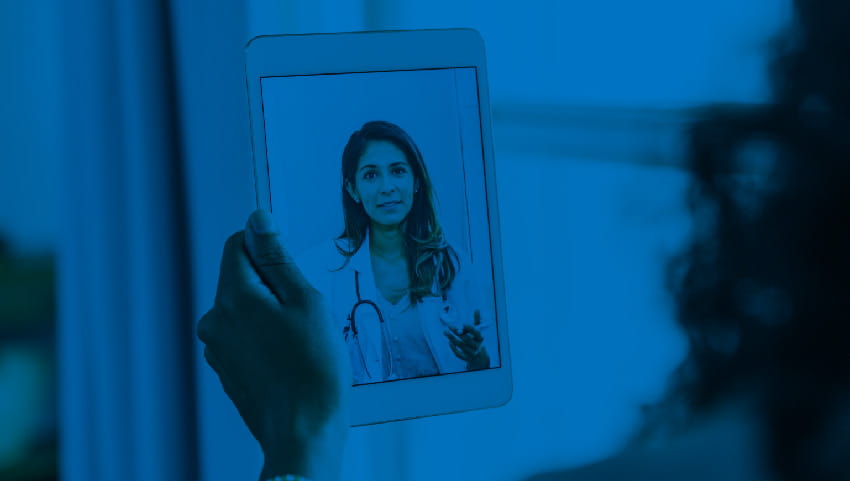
[244,209,311,303]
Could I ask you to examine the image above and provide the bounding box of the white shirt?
[375,293,439,380]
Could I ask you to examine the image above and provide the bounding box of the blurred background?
[0,0,789,480]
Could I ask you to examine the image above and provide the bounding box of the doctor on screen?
[296,120,496,385]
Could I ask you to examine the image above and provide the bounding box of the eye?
[362,170,377,180]
[392,166,409,176]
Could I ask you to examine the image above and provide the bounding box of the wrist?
[467,349,490,370]
[259,407,348,481]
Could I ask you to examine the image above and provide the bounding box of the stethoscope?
[344,270,385,337]
[344,270,395,378]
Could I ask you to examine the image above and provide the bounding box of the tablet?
[245,29,511,425]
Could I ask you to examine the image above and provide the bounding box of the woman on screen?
[297,120,495,384]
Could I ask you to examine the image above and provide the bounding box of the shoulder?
[524,410,774,481]
[521,450,726,481]
[523,450,686,481]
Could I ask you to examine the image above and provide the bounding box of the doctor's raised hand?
[445,310,490,370]
[197,209,351,481]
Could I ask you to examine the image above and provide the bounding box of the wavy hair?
[336,121,459,304]
[636,2,850,480]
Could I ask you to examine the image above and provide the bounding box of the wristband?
[265,476,311,481]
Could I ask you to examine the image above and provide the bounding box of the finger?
[215,231,259,303]
[446,332,479,357]
[196,310,217,345]
[203,346,220,372]
[473,310,481,326]
[203,347,248,404]
[462,324,484,343]
[459,334,483,356]
[445,331,469,350]
[244,209,312,303]
[444,329,464,344]
[203,346,231,386]
[449,342,469,361]
[459,341,480,357]
[203,347,248,395]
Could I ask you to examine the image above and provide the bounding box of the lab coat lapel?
[346,233,384,381]
[348,234,378,301]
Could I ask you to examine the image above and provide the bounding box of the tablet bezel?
[244,29,512,426]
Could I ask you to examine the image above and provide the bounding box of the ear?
[345,180,360,204]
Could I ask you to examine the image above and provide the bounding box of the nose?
[378,176,397,194]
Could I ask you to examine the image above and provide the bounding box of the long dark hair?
[640,1,850,480]
[336,121,458,304]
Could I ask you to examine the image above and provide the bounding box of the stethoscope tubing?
[347,271,385,335]
[347,270,394,378]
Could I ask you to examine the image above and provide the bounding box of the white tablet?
[245,29,511,425]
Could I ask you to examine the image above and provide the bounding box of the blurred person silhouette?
[196,0,850,480]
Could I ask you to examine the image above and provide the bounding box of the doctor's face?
[346,140,416,228]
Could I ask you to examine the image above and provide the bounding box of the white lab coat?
[295,233,497,384]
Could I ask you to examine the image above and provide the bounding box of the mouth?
[377,201,401,208]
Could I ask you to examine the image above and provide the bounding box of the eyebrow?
[357,162,409,173]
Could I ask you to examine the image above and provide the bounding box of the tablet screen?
[258,67,500,386]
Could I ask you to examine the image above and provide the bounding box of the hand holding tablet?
[197,214,350,481]
[236,29,511,426]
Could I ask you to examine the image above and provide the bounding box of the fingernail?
[250,209,278,234]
